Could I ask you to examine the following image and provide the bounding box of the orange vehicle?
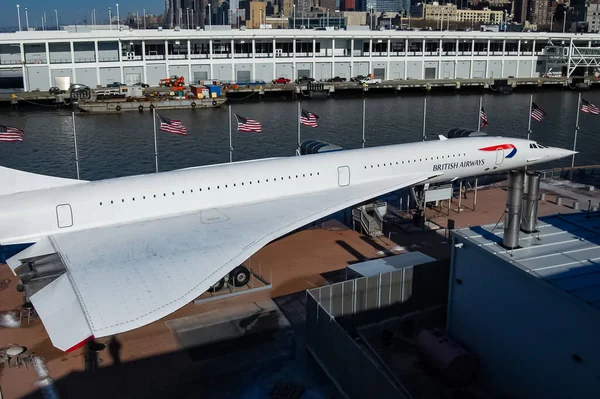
[159,75,185,87]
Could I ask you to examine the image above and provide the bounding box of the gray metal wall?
[254,63,273,82]
[99,67,121,86]
[353,61,368,77]
[315,62,332,81]
[26,65,49,90]
[504,60,517,77]
[518,60,532,77]
[389,61,404,79]
[169,65,189,84]
[448,235,600,399]
[275,63,293,79]
[146,64,166,86]
[456,61,470,78]
[440,61,454,79]
[75,68,97,87]
[472,61,486,78]
[296,62,312,79]
[372,61,386,79]
[212,63,232,81]
[50,68,72,86]
[123,66,144,85]
[334,62,350,79]
[406,61,422,79]
[191,64,210,83]
[306,292,409,399]
[488,60,501,78]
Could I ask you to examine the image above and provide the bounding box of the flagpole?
[297,102,301,154]
[570,93,581,181]
[153,108,158,173]
[229,105,233,163]
[527,95,533,141]
[422,97,427,141]
[477,96,482,132]
[71,111,80,180]
[362,98,366,148]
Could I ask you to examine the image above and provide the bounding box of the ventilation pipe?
[521,171,541,234]
[503,169,525,249]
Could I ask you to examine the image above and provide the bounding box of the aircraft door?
[495,149,504,166]
[56,204,73,228]
[338,166,350,187]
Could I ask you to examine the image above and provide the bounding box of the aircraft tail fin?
[0,166,85,196]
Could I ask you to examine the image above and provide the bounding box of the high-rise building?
[297,0,312,15]
[321,0,336,12]
[281,0,294,15]
[340,0,357,11]
[512,0,530,23]
[248,1,267,27]
[531,0,552,25]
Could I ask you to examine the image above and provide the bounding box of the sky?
[1,0,163,28]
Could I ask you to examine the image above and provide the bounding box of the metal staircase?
[352,201,387,238]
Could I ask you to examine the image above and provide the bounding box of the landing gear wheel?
[208,278,225,293]
[228,266,250,287]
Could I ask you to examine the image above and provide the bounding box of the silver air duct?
[503,169,525,249]
[521,171,541,234]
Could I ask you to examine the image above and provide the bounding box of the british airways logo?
[479,144,517,158]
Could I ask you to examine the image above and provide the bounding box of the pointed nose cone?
[546,147,577,161]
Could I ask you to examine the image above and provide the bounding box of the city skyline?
[0,0,162,28]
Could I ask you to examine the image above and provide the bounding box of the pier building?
[1,28,600,90]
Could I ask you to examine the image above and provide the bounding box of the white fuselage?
[0,136,570,245]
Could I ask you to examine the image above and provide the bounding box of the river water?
[0,90,598,181]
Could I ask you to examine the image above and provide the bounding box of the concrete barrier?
[556,197,562,206]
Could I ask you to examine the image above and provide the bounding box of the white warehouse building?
[0,28,599,90]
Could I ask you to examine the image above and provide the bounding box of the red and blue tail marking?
[479,144,517,158]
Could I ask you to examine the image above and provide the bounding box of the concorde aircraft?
[0,132,575,352]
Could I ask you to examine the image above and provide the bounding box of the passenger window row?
[364,153,468,169]
[99,171,321,206]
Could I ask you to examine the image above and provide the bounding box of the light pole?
[17,5,21,32]
[143,8,146,29]
[25,8,29,30]
[55,9,58,30]
[109,7,112,30]
[563,7,568,33]
[42,12,46,30]
[293,4,295,29]
[191,9,194,28]
[208,4,211,30]
[116,3,120,30]
[187,8,190,29]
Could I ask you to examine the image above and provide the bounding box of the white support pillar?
[530,40,536,77]
[386,38,391,80]
[272,38,276,80]
[404,39,408,80]
[438,38,443,79]
[501,39,505,77]
[188,39,192,83]
[70,42,77,83]
[350,39,354,78]
[293,38,297,79]
[332,38,336,78]
[141,40,147,83]
[422,39,426,79]
[251,39,255,81]
[470,39,475,78]
[369,39,373,76]
[20,43,28,91]
[312,38,316,79]
[515,38,521,77]
[208,38,214,80]
[45,41,52,88]
[164,39,169,76]
[485,39,491,78]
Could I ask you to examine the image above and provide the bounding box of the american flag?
[480,106,488,129]
[235,114,262,133]
[300,109,319,128]
[158,114,187,135]
[530,102,547,122]
[0,125,24,142]
[581,98,600,115]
